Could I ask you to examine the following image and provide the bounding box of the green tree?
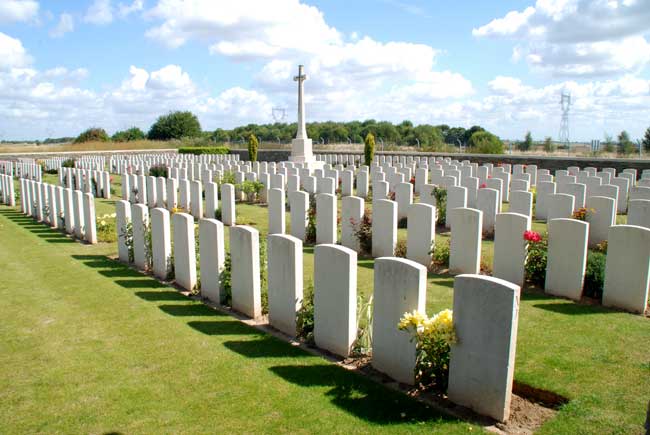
[543,136,555,153]
[642,127,650,152]
[468,131,504,154]
[462,125,485,145]
[617,130,635,155]
[75,127,109,143]
[247,133,259,162]
[148,111,202,140]
[364,132,375,167]
[518,131,533,151]
[112,127,145,142]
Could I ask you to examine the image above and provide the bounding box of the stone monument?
[290,65,323,169]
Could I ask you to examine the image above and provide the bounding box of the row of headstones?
[59,167,111,199]
[0,174,16,206]
[114,199,520,422]
[109,153,240,175]
[19,179,97,244]
[448,208,650,313]
[75,156,106,171]
[0,160,42,181]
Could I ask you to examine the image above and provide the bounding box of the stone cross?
[293,64,308,140]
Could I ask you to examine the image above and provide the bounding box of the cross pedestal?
[290,65,323,170]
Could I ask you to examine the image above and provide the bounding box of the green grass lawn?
[21,174,650,434]
[0,207,476,435]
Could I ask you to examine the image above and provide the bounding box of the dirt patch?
[336,357,559,435]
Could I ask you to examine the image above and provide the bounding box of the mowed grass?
[0,208,475,435]
[21,174,650,434]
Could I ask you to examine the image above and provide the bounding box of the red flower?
[480,183,487,188]
[523,230,542,243]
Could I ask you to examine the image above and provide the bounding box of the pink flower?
[523,230,542,243]
[480,183,487,188]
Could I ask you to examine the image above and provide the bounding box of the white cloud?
[118,0,144,17]
[145,0,342,54]
[0,32,31,70]
[50,13,74,38]
[85,0,113,25]
[474,0,650,76]
[0,0,39,23]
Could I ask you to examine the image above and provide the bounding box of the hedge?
[178,146,230,155]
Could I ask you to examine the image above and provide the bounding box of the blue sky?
[1,0,650,141]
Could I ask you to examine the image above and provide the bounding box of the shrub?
[119,220,134,263]
[149,164,168,178]
[617,130,635,155]
[399,309,457,391]
[572,207,589,221]
[112,127,145,142]
[524,230,547,287]
[351,295,374,356]
[518,131,533,151]
[296,282,315,343]
[220,254,232,305]
[75,127,109,143]
[61,158,75,168]
[468,131,505,154]
[394,239,407,258]
[148,111,202,140]
[364,132,375,167]
[431,239,450,268]
[178,146,230,155]
[543,136,556,153]
[432,187,447,225]
[305,196,317,244]
[584,252,606,300]
[248,134,259,162]
[352,210,372,255]
[241,180,264,203]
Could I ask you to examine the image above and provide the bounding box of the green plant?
[120,220,134,263]
[352,210,372,255]
[217,171,237,186]
[583,252,606,300]
[75,127,109,143]
[296,282,315,343]
[305,196,317,244]
[524,230,547,287]
[178,146,230,155]
[468,131,504,154]
[617,130,635,155]
[259,238,268,315]
[144,219,153,272]
[603,133,615,153]
[432,187,447,225]
[430,239,450,269]
[398,309,456,391]
[518,131,533,151]
[364,132,375,167]
[149,164,168,178]
[241,180,264,203]
[112,127,146,142]
[61,158,75,168]
[96,213,117,243]
[220,253,232,306]
[543,136,556,153]
[247,134,259,162]
[148,111,202,140]
[351,295,374,356]
[394,239,407,258]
